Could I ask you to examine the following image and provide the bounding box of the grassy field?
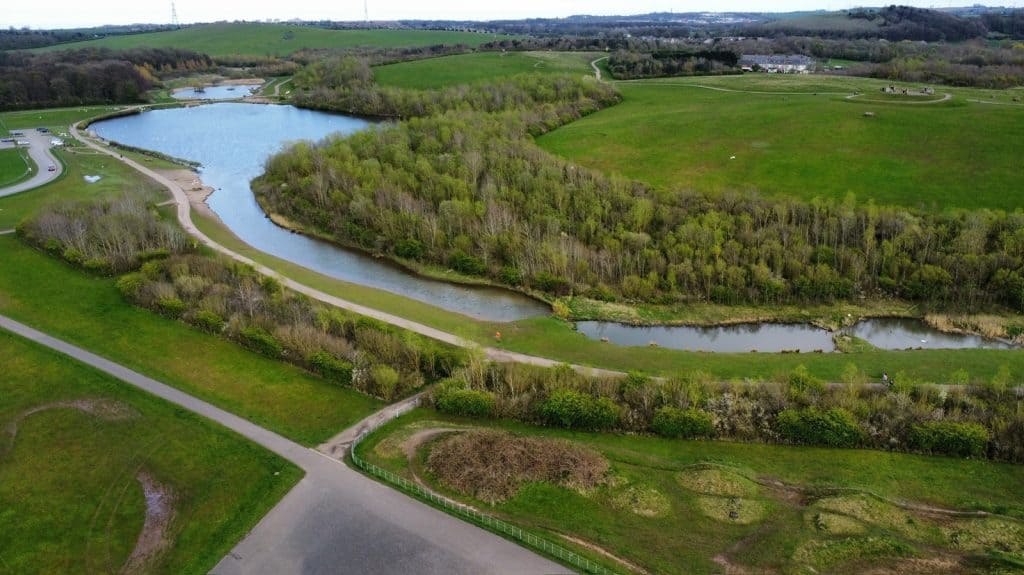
[373,51,600,90]
[537,75,1024,211]
[0,236,382,445]
[0,147,31,188]
[362,409,1024,575]
[0,329,302,574]
[0,105,126,134]
[33,23,513,57]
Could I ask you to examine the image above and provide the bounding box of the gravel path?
[0,314,568,574]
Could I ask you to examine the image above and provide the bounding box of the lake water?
[91,103,549,322]
[171,84,262,100]
[576,318,1015,353]
[845,318,1015,351]
[576,321,836,353]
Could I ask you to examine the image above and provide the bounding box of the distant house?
[739,54,815,74]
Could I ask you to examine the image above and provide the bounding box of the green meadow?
[363,409,1024,575]
[33,23,512,57]
[0,329,302,574]
[0,147,31,188]
[537,75,1024,211]
[373,51,601,89]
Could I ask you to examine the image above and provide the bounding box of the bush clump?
[308,351,353,386]
[433,380,496,418]
[539,389,619,430]
[910,421,990,458]
[776,408,862,448]
[427,430,609,503]
[651,406,714,439]
[238,326,285,358]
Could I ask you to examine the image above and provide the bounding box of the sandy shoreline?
[156,169,220,222]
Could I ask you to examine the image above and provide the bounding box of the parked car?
[11,131,23,136]
[36,127,49,133]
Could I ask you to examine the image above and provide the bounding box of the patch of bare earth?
[120,472,175,575]
[157,169,217,221]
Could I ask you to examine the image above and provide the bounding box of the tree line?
[430,359,1024,463]
[606,50,740,79]
[291,57,619,118]
[259,83,1024,313]
[0,47,214,110]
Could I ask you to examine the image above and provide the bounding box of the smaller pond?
[171,84,262,101]
[576,318,1017,353]
[576,322,836,353]
[845,318,1015,351]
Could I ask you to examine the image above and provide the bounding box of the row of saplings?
[428,361,1023,462]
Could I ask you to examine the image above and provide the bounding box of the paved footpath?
[0,314,568,574]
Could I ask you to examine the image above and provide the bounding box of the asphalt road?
[0,314,568,574]
[0,130,62,198]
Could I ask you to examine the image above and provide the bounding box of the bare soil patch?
[120,471,175,575]
[157,169,217,221]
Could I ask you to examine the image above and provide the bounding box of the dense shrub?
[434,381,496,418]
[238,326,285,358]
[776,408,863,448]
[308,351,353,386]
[651,406,714,439]
[20,197,189,274]
[910,421,990,458]
[539,389,619,430]
[369,364,400,401]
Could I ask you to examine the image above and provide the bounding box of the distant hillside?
[30,23,511,57]
[746,6,991,41]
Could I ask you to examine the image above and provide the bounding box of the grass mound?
[426,430,608,503]
[794,536,916,570]
[695,495,768,524]
[608,482,671,517]
[676,465,760,497]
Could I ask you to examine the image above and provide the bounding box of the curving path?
[0,314,568,574]
[69,121,626,380]
[590,56,608,82]
[0,130,62,198]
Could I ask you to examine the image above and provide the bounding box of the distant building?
[740,54,815,74]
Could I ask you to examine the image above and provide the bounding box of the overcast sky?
[4,0,1023,29]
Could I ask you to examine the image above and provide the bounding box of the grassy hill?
[32,23,511,57]
[373,51,600,90]
[537,75,1024,211]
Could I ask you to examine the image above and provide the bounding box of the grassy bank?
[373,51,600,90]
[34,23,513,57]
[0,147,32,188]
[361,409,1024,575]
[537,76,1024,211]
[0,236,381,445]
[0,329,302,573]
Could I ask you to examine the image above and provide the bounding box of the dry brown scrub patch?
[426,430,608,503]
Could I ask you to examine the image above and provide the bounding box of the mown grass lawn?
[0,147,31,188]
[537,76,1024,211]
[363,409,1024,575]
[0,329,302,574]
[33,23,513,57]
[0,236,382,445]
[373,51,600,90]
